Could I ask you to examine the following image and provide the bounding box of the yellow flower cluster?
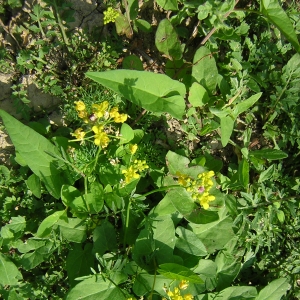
[122,159,149,184]
[164,280,193,300]
[103,7,119,25]
[72,100,127,148]
[177,171,216,209]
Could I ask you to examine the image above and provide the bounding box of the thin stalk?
[134,185,183,200]
[52,0,70,46]
[123,198,131,250]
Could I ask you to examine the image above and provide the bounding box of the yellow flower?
[77,110,89,123]
[103,7,119,24]
[110,107,128,123]
[71,128,86,140]
[92,125,110,148]
[184,294,193,300]
[122,166,140,183]
[92,101,109,118]
[74,101,86,111]
[179,280,189,290]
[122,160,148,184]
[129,144,138,154]
[177,171,215,210]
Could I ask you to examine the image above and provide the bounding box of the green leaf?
[250,149,288,160]
[158,263,204,284]
[66,276,127,300]
[135,19,152,33]
[0,109,71,199]
[36,210,66,238]
[86,70,186,119]
[255,278,290,300]
[238,158,249,188]
[261,0,300,53]
[156,0,178,10]
[120,123,134,144]
[93,220,117,255]
[66,243,94,286]
[0,253,23,285]
[175,227,208,256]
[209,285,257,299]
[122,55,143,70]
[155,19,182,60]
[190,215,235,253]
[85,182,104,213]
[127,0,138,20]
[19,239,56,270]
[192,47,218,94]
[220,115,234,147]
[276,210,285,224]
[258,165,275,183]
[115,14,132,38]
[167,188,196,216]
[26,173,41,198]
[188,82,210,107]
[233,93,262,118]
[58,218,87,243]
[166,151,191,175]
[61,185,88,215]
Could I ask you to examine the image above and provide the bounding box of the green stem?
[134,185,183,200]
[123,198,131,250]
[52,0,69,46]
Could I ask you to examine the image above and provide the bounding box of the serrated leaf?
[86,70,186,119]
[258,165,275,183]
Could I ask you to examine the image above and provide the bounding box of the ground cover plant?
[0,0,300,299]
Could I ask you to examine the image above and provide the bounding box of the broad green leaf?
[133,273,173,297]
[4,216,26,234]
[120,123,134,144]
[0,109,71,199]
[208,286,257,299]
[220,115,235,147]
[258,165,275,183]
[261,0,300,53]
[152,216,176,265]
[36,210,66,238]
[66,243,94,286]
[192,47,218,94]
[233,93,262,118]
[255,278,290,300]
[66,276,126,300]
[250,149,288,160]
[188,82,210,107]
[93,220,117,255]
[151,195,177,217]
[115,14,132,39]
[189,216,235,253]
[127,0,138,20]
[135,19,152,33]
[122,54,143,70]
[155,19,182,60]
[215,251,242,290]
[58,218,87,243]
[175,227,208,256]
[158,263,204,284]
[26,173,41,198]
[167,188,196,216]
[20,239,56,270]
[166,151,190,175]
[0,253,23,285]
[156,0,178,10]
[86,70,186,120]
[85,182,104,213]
[61,185,88,215]
[238,158,249,188]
